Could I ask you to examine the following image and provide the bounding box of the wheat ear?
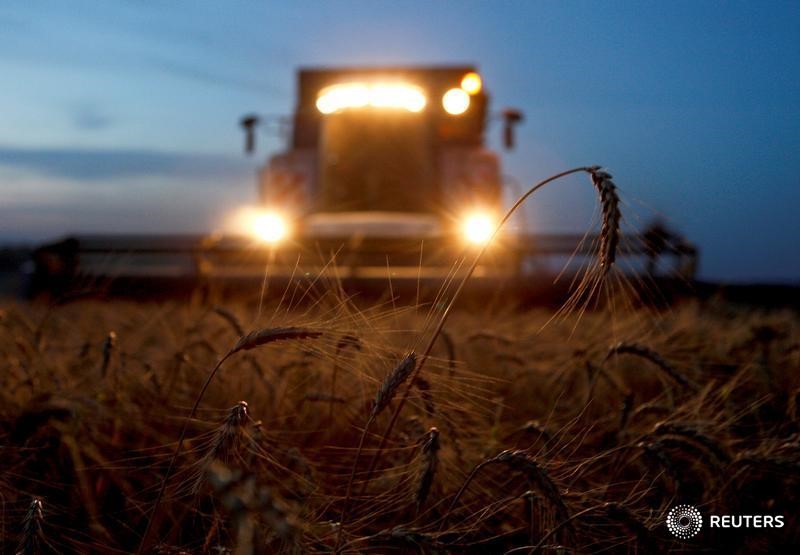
[588,167,621,275]
[415,427,440,512]
[16,498,46,555]
[193,401,250,493]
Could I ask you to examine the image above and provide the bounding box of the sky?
[0,0,798,282]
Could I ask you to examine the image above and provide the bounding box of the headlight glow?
[460,72,482,95]
[252,212,288,243]
[442,87,470,115]
[462,213,495,245]
[316,82,426,114]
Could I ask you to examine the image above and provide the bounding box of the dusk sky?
[1,1,798,282]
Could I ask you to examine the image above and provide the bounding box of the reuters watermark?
[666,505,703,539]
[666,504,785,539]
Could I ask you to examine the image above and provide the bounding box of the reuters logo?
[667,504,703,539]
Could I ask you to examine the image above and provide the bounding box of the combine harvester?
[32,66,697,301]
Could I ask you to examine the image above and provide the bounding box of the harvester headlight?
[442,87,470,115]
[316,82,426,114]
[460,72,482,95]
[252,211,288,243]
[462,213,495,245]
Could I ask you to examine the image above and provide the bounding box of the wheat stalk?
[365,527,441,552]
[442,449,570,532]
[603,502,655,552]
[329,334,362,424]
[100,330,116,377]
[356,167,621,512]
[138,326,322,553]
[413,375,436,416]
[212,306,245,336]
[637,440,681,492]
[336,352,416,549]
[652,421,731,464]
[605,341,694,389]
[415,427,440,512]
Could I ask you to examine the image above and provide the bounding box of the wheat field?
[1,291,798,553]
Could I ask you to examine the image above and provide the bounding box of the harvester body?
[255,66,513,278]
[30,65,698,299]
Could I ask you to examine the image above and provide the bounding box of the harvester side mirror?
[240,114,260,155]
[502,108,524,150]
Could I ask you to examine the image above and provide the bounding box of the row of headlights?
[251,210,495,246]
[315,72,482,116]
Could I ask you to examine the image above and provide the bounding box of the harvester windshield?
[318,110,436,212]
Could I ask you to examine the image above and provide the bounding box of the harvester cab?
[244,65,523,280]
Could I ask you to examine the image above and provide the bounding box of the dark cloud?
[0,145,254,180]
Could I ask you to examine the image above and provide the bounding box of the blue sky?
[0,1,798,282]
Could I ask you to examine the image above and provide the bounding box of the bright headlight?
[462,213,495,245]
[252,211,288,243]
[460,72,482,95]
[442,88,470,115]
[316,82,426,114]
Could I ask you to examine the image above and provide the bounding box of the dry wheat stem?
[138,327,321,554]
[100,331,116,377]
[604,502,653,548]
[605,342,694,389]
[359,167,615,506]
[526,503,606,555]
[441,449,569,532]
[652,421,731,463]
[330,334,362,422]
[212,306,245,336]
[336,352,417,551]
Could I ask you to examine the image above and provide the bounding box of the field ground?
[1,294,799,553]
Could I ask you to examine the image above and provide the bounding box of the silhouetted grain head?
[415,427,440,511]
[231,327,322,354]
[587,167,620,275]
[370,352,417,419]
[490,450,569,521]
[17,497,45,555]
[101,330,116,377]
[194,401,250,493]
